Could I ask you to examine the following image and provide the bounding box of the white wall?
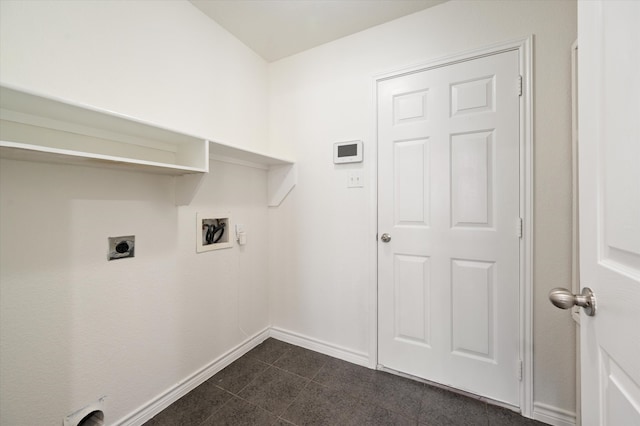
[268,0,577,417]
[0,0,579,423]
[0,1,271,425]
[0,0,269,152]
[0,159,270,425]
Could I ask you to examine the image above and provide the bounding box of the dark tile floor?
[144,338,546,426]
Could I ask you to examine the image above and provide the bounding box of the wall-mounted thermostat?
[334,140,363,164]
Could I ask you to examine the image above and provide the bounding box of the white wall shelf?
[208,143,296,207]
[0,85,210,175]
[209,142,293,168]
[0,84,296,206]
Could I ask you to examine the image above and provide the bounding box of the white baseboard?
[532,402,577,426]
[115,328,270,426]
[269,327,371,368]
[124,327,565,426]
[113,327,574,426]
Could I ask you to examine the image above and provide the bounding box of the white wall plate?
[196,212,232,252]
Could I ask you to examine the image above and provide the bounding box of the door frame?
[368,36,534,416]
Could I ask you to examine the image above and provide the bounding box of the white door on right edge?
[578,1,640,425]
[378,49,521,405]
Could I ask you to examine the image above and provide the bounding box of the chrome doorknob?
[548,287,596,316]
[380,233,391,243]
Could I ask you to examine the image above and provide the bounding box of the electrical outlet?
[235,224,247,245]
[347,171,364,188]
[108,236,135,261]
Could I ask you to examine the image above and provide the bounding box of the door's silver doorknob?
[380,233,391,243]
[548,287,596,316]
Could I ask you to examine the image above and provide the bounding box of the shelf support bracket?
[268,164,297,207]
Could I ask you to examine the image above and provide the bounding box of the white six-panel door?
[377,50,521,405]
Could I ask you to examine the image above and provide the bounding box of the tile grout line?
[217,343,310,424]
[270,362,323,383]
[314,362,426,424]
[205,385,285,425]
[201,346,284,424]
[274,357,330,426]
[208,359,270,401]
[232,362,273,396]
[196,389,236,426]
[274,376,313,426]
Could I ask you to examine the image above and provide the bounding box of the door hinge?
[517,218,523,239]
[518,75,523,96]
[517,359,523,381]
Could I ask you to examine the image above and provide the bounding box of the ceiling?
[189,0,447,62]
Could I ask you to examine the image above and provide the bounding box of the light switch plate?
[347,171,364,188]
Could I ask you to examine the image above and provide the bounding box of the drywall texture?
[0,159,270,425]
[0,1,271,425]
[268,0,577,416]
[0,0,269,152]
